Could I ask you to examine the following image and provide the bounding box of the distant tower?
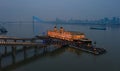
[60,27,64,33]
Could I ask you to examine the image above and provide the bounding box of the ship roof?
[68,31,85,35]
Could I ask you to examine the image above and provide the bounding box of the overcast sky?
[0,0,120,21]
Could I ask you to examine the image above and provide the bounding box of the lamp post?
[33,16,35,36]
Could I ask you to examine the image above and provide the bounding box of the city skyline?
[0,16,120,25]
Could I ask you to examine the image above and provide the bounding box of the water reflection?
[0,45,84,71]
[67,47,82,56]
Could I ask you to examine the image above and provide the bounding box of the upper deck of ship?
[47,26,86,41]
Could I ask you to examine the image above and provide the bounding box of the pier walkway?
[0,36,70,46]
[0,36,47,46]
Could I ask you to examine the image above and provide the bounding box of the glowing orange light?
[47,27,86,41]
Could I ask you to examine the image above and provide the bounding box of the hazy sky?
[0,0,120,21]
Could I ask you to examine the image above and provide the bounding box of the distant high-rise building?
[103,17,109,24]
[111,17,119,24]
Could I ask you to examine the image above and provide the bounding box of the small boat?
[90,27,106,30]
[0,26,8,34]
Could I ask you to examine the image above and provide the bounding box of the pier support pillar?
[34,46,38,56]
[0,53,2,69]
[4,47,7,55]
[45,46,48,52]
[43,47,47,56]
[12,46,16,64]
[4,40,7,55]
[23,46,27,60]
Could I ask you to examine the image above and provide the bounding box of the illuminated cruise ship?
[47,26,91,43]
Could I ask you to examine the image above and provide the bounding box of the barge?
[90,27,106,30]
[69,43,106,55]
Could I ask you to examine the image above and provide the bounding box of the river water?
[1,23,120,71]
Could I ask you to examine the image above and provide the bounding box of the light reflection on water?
[0,23,120,71]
